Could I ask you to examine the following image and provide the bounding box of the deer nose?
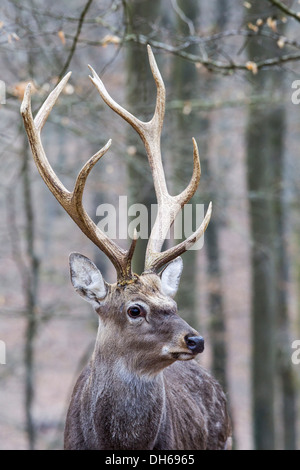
[185,335,205,354]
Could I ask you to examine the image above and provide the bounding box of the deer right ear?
[160,257,183,298]
[69,253,107,305]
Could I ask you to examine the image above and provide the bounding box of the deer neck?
[86,322,166,449]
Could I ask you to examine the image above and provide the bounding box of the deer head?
[20,46,212,373]
[69,253,204,375]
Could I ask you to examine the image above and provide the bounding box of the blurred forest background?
[1,0,300,450]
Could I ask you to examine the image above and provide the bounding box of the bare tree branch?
[171,0,195,35]
[8,0,300,75]
[58,0,94,79]
[63,31,300,73]
[268,0,300,22]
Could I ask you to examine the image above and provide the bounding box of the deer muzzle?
[185,335,205,354]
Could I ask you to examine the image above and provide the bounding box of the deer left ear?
[160,257,183,298]
[69,252,107,306]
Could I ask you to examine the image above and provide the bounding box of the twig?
[66,32,300,73]
[58,0,94,80]
[268,0,300,22]
[187,28,300,50]
[171,0,195,35]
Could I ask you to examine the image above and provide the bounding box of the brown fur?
[64,273,231,450]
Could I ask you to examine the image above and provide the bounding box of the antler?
[20,73,137,282]
[89,45,212,273]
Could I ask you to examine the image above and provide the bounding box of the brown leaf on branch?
[267,17,277,32]
[12,82,37,100]
[248,22,259,33]
[58,30,66,45]
[246,61,258,75]
[101,34,121,47]
[277,36,286,49]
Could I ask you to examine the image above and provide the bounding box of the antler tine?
[72,139,112,206]
[88,45,212,273]
[88,44,165,145]
[35,72,72,132]
[175,138,201,208]
[21,76,136,282]
[146,44,165,133]
[144,137,205,264]
[21,80,71,202]
[89,47,168,205]
[145,202,212,273]
[88,65,146,138]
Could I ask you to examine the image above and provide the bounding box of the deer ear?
[69,253,107,305]
[160,257,183,298]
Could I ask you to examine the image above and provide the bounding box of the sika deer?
[21,46,231,450]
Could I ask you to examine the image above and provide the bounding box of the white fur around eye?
[160,257,183,298]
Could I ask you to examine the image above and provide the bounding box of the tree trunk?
[246,102,277,449]
[245,0,296,448]
[272,110,297,450]
[169,0,201,329]
[124,0,161,275]
[169,0,228,389]
[22,138,40,450]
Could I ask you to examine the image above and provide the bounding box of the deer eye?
[127,306,143,318]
